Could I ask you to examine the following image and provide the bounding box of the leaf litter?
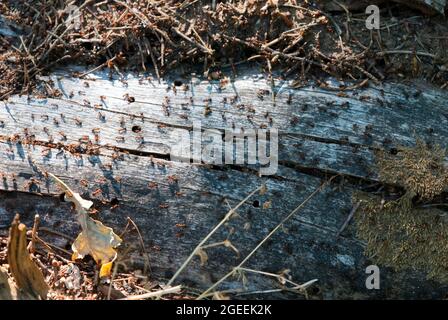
[0,174,190,300]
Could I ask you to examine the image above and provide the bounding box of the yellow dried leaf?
[8,217,49,299]
[100,262,114,278]
[50,174,122,277]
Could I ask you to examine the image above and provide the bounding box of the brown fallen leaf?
[49,173,122,278]
[7,215,49,299]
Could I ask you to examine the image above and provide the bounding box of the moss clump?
[354,141,448,282]
[376,140,448,201]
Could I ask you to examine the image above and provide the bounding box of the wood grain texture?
[1,65,448,299]
[324,0,446,14]
[394,0,446,14]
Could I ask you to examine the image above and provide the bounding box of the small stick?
[137,42,146,71]
[173,27,213,54]
[39,227,75,242]
[113,0,175,47]
[77,56,117,79]
[108,261,126,300]
[32,236,72,260]
[19,36,37,68]
[28,214,40,254]
[167,186,262,286]
[377,50,436,59]
[336,202,361,238]
[197,177,335,300]
[236,267,317,291]
[144,37,160,81]
[126,217,151,275]
[121,285,182,300]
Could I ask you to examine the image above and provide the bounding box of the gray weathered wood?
[1,66,448,299]
[324,0,446,14]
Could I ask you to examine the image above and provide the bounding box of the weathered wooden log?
[394,0,446,14]
[323,0,446,15]
[1,65,448,299]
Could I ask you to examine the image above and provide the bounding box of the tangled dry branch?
[1,0,447,99]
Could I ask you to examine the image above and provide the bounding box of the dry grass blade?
[120,285,182,300]
[167,186,263,286]
[197,177,335,299]
[236,267,317,292]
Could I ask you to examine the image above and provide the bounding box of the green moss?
[354,141,448,282]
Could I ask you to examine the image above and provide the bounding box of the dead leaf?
[50,173,122,277]
[7,215,49,299]
[98,283,127,299]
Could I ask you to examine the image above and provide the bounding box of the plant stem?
[197,178,333,300]
[167,185,262,286]
[121,285,182,300]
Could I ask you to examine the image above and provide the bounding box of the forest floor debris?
[0,175,190,300]
[0,0,447,100]
[0,227,190,300]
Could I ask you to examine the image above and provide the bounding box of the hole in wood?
[390,148,398,155]
[132,125,142,133]
[174,80,183,87]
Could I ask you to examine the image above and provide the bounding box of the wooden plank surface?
[1,65,448,298]
[4,66,448,178]
[324,0,446,14]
